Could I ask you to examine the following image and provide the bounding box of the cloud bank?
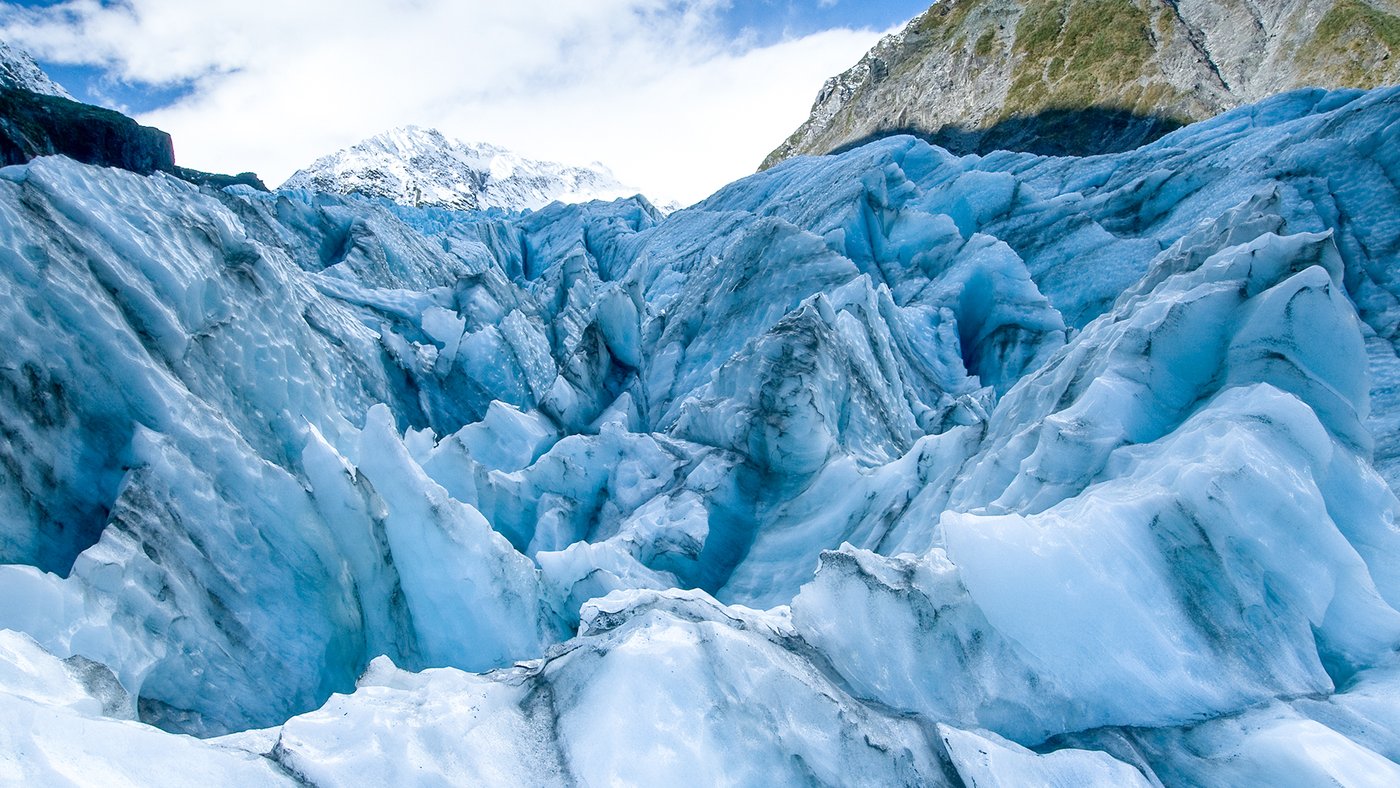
[0,0,892,203]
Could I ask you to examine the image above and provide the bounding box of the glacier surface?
[1,86,1400,784]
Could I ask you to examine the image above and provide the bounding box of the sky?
[0,0,930,204]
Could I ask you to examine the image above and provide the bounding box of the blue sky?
[720,0,931,41]
[0,1,931,201]
[6,0,211,112]
[22,1,930,114]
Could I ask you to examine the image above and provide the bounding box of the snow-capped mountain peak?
[281,126,640,212]
[0,41,74,99]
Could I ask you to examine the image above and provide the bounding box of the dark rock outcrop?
[0,86,175,174]
[174,167,270,192]
[0,85,270,191]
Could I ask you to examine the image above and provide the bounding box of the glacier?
[0,85,1399,785]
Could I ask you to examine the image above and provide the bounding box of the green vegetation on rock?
[1004,0,1171,118]
[1300,0,1400,87]
[975,28,999,56]
[911,0,987,39]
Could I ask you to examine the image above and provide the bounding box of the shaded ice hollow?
[1,86,1400,784]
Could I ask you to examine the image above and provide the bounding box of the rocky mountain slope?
[0,85,176,174]
[0,42,267,189]
[0,41,175,174]
[764,0,1400,165]
[1,83,1399,784]
[0,40,73,99]
[282,126,640,212]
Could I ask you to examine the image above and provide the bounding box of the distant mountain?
[0,41,265,188]
[282,126,641,212]
[764,0,1400,166]
[0,41,176,175]
[0,41,73,99]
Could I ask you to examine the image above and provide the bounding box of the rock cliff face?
[0,41,176,174]
[0,87,175,175]
[0,44,268,188]
[764,0,1400,166]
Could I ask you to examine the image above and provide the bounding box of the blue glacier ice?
[1,87,1400,784]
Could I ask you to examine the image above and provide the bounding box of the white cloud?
[0,0,888,203]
